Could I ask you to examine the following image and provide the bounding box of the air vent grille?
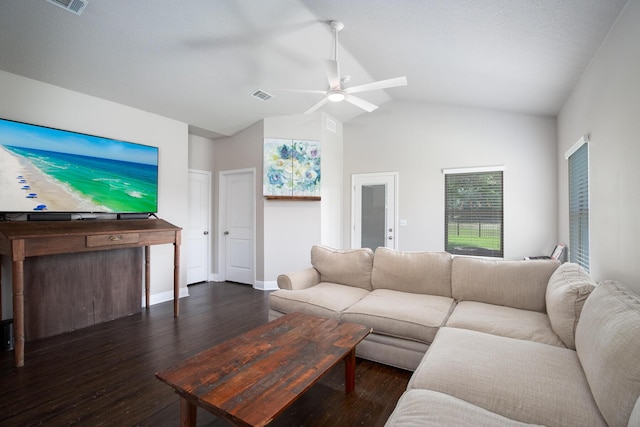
[326,118,337,133]
[45,0,88,15]
[252,90,273,102]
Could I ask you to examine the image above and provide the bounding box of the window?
[444,167,504,258]
[567,140,589,271]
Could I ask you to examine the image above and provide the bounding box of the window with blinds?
[568,143,589,271]
[444,168,504,258]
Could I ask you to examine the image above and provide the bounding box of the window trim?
[564,134,589,160]
[442,165,505,175]
[443,166,505,258]
[567,135,590,271]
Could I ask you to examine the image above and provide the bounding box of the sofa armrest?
[277,267,320,290]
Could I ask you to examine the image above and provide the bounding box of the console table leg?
[180,397,197,427]
[173,231,181,317]
[144,246,150,309]
[344,348,356,393]
[12,259,25,367]
[0,258,3,320]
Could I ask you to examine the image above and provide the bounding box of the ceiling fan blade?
[324,59,341,90]
[345,76,408,94]
[305,97,330,114]
[345,94,378,112]
[269,88,326,94]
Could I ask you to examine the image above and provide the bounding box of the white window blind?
[568,143,589,271]
[444,169,504,258]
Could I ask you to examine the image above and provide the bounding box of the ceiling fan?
[273,20,408,114]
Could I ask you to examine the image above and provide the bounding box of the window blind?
[444,170,503,257]
[568,143,589,271]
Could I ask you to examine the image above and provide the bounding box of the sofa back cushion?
[546,262,596,349]
[310,245,374,290]
[575,280,640,427]
[451,257,559,312]
[371,248,452,297]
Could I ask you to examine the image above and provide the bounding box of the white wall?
[557,0,640,292]
[320,112,344,249]
[263,114,324,283]
[343,100,558,260]
[0,70,189,317]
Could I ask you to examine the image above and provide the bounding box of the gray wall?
[343,100,558,260]
[210,113,343,287]
[212,121,265,281]
[557,0,640,293]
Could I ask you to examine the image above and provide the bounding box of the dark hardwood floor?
[0,282,411,426]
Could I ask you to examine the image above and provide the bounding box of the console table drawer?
[86,233,140,247]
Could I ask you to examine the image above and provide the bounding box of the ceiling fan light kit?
[327,90,346,102]
[272,20,407,114]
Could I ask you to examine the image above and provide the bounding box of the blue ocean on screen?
[5,145,158,212]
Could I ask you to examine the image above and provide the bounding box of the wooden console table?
[0,218,181,367]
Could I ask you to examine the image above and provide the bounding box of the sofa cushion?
[268,282,369,320]
[445,301,565,347]
[451,257,559,312]
[342,289,455,344]
[546,262,596,349]
[372,248,452,297]
[356,333,428,371]
[311,245,374,290]
[409,327,606,426]
[575,280,640,427]
[385,389,543,427]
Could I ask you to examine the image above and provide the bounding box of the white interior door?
[352,172,398,250]
[219,169,255,285]
[186,170,211,284]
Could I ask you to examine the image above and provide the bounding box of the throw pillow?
[546,262,596,349]
[310,245,374,290]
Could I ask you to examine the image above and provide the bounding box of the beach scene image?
[0,119,158,213]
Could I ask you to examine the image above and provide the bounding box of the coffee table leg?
[344,348,357,393]
[180,397,197,427]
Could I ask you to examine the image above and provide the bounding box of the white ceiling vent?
[251,90,273,102]
[326,118,337,133]
[45,0,88,16]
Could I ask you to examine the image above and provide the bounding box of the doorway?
[186,170,211,284]
[351,172,398,250]
[218,169,256,285]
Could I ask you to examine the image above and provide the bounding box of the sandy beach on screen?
[0,145,104,212]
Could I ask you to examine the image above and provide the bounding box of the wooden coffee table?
[155,312,371,426]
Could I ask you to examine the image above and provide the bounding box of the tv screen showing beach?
[0,117,158,214]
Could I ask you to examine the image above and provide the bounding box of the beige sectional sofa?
[269,245,640,426]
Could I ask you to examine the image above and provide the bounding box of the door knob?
[388,236,393,240]
[203,231,209,235]
[224,231,229,235]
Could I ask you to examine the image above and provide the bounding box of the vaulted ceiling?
[0,0,628,139]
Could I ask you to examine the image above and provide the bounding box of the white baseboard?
[201,273,278,291]
[254,280,278,291]
[144,286,190,307]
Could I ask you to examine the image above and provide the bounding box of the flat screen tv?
[0,117,158,215]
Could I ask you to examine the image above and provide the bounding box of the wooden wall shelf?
[0,218,181,367]
[264,196,321,201]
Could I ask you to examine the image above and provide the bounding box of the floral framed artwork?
[263,138,321,199]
